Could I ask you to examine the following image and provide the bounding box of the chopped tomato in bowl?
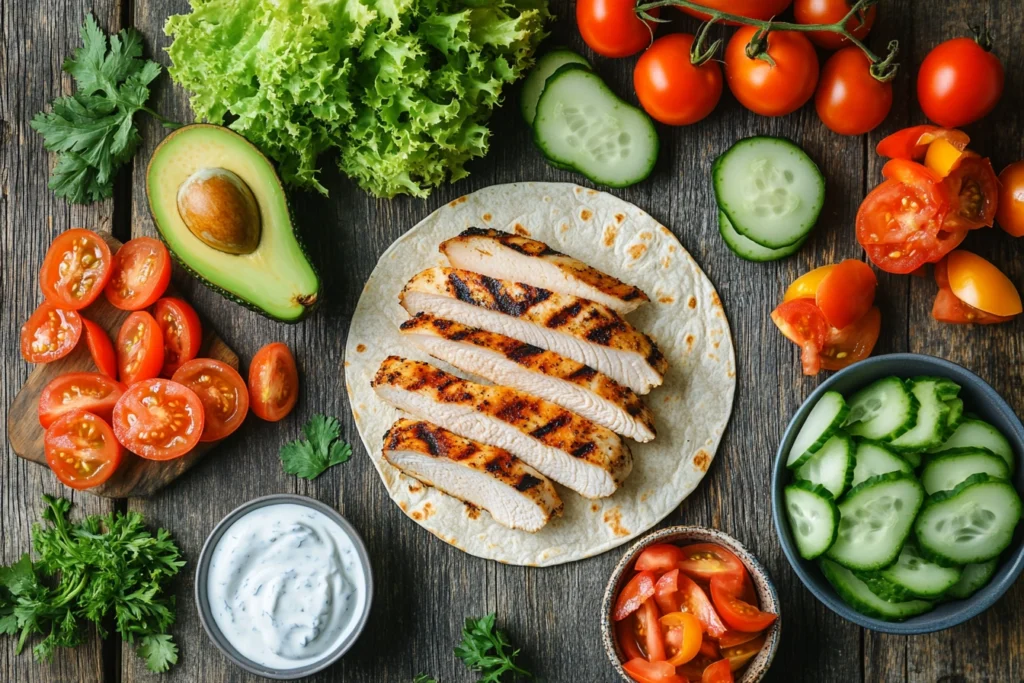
[604,528,779,683]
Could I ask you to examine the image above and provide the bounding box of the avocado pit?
[177,168,261,255]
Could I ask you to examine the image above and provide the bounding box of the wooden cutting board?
[6,234,239,498]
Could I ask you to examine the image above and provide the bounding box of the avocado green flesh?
[147,124,319,322]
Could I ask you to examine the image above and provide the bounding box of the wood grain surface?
[3,1,1023,682]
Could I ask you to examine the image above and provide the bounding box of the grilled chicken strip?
[372,357,632,499]
[382,418,563,532]
[399,267,668,394]
[440,228,649,314]
[400,314,656,442]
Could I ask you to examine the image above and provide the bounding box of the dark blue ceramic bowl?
[771,353,1024,634]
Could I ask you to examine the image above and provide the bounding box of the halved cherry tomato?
[617,614,646,661]
[709,576,777,633]
[45,409,122,490]
[932,288,1012,325]
[104,237,171,311]
[815,259,877,329]
[794,0,876,50]
[640,599,666,662]
[815,47,891,136]
[172,358,249,442]
[676,572,728,638]
[996,161,1024,237]
[615,570,658,621]
[770,299,829,375]
[20,302,82,363]
[38,372,126,429]
[636,544,686,573]
[112,378,204,460]
[677,544,747,584]
[660,612,702,666]
[725,27,819,117]
[153,297,203,376]
[82,318,117,378]
[249,342,299,422]
[876,126,969,161]
[576,0,660,58]
[784,265,835,302]
[924,138,966,178]
[717,630,762,649]
[702,658,735,683]
[722,633,767,672]
[622,658,684,683]
[945,251,1022,317]
[635,34,723,126]
[820,306,881,371]
[918,37,1004,128]
[941,155,999,230]
[116,311,165,385]
[39,229,112,310]
[654,569,683,616]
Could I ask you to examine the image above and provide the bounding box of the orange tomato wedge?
[924,138,966,178]
[660,612,703,666]
[784,265,834,302]
[946,250,1022,317]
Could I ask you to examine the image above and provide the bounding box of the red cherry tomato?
[20,302,82,364]
[622,658,684,683]
[815,259,877,329]
[940,155,999,230]
[876,125,969,161]
[614,570,658,621]
[770,299,829,375]
[676,571,729,637]
[722,633,767,672]
[677,0,792,22]
[635,543,686,573]
[82,318,117,378]
[116,311,165,385]
[634,34,723,126]
[725,27,819,117]
[918,37,1004,128]
[702,659,735,683]
[617,614,646,661]
[112,378,204,460]
[709,575,778,632]
[815,48,891,135]
[45,410,122,491]
[248,342,299,422]
[38,372,126,428]
[576,0,660,58]
[172,358,249,442]
[640,598,666,661]
[717,629,763,649]
[104,237,171,311]
[931,256,1018,325]
[39,229,113,310]
[820,306,882,371]
[676,543,747,584]
[996,161,1024,237]
[794,0,876,50]
[153,297,203,376]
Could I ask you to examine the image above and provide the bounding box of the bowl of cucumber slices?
[772,353,1024,634]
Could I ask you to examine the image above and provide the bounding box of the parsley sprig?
[279,414,353,480]
[30,14,178,204]
[0,495,184,673]
[455,613,532,683]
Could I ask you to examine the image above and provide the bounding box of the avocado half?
[146,124,320,323]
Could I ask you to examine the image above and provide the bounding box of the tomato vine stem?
[635,0,899,81]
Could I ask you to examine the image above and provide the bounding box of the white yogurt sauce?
[207,503,367,670]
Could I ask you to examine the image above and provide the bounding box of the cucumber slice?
[920,448,1010,495]
[795,433,855,498]
[934,378,961,402]
[850,440,913,489]
[856,572,913,603]
[877,542,963,599]
[787,391,849,469]
[820,558,934,621]
[533,67,658,188]
[844,376,919,442]
[914,473,1022,565]
[826,472,925,571]
[718,210,807,262]
[521,50,590,126]
[931,417,1014,474]
[712,136,825,248]
[901,451,922,468]
[944,398,964,439]
[945,559,999,600]
[889,378,952,453]
[784,480,840,560]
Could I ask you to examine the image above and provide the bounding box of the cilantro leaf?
[455,613,531,683]
[139,634,179,673]
[29,14,175,204]
[280,414,353,480]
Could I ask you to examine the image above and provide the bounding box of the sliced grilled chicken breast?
[372,357,632,499]
[400,314,656,442]
[382,418,563,532]
[399,267,667,394]
[440,228,650,314]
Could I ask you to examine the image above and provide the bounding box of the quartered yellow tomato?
[784,265,835,302]
[946,250,1022,317]
[924,138,966,178]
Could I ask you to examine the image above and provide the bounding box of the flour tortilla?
[345,183,735,566]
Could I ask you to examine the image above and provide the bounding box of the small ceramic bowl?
[772,353,1024,634]
[195,494,374,680]
[602,526,781,683]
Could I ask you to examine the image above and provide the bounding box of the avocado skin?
[146,124,321,324]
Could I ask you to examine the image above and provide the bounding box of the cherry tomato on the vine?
[725,27,819,117]
[918,37,1004,128]
[634,34,723,126]
[815,47,892,135]
[577,0,660,58]
[794,0,876,50]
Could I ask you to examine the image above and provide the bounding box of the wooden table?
[3,1,1023,681]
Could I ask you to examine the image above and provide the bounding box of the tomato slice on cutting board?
[153,297,203,376]
[104,237,171,311]
[82,318,117,378]
[112,378,204,460]
[39,228,113,310]
[770,299,829,376]
[709,576,777,633]
[45,409,122,490]
[172,358,249,442]
[21,302,82,363]
[249,342,299,422]
[117,311,165,385]
[38,372,126,428]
